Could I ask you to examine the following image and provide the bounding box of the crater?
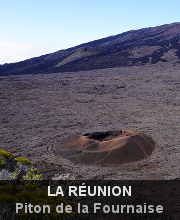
[54,130,155,166]
[83,130,122,142]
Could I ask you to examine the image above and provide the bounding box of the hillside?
[0,22,180,76]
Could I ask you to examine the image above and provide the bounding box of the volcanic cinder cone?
[54,130,155,165]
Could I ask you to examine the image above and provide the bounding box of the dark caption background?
[0,180,179,220]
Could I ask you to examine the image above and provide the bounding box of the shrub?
[15,157,31,165]
[0,150,14,160]
[0,149,42,180]
[22,167,42,180]
[0,183,75,219]
[0,149,15,171]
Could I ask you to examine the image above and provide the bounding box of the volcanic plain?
[0,62,180,179]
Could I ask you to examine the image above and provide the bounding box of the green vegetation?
[0,150,76,219]
[15,157,31,165]
[0,183,75,219]
[0,158,5,166]
[0,149,14,160]
[0,149,15,169]
[0,149,42,180]
[22,167,42,180]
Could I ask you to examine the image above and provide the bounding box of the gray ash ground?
[0,62,180,179]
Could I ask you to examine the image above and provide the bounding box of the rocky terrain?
[0,22,180,76]
[0,62,180,179]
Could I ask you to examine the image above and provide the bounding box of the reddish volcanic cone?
[54,130,155,165]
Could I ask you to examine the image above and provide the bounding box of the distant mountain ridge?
[1,22,180,76]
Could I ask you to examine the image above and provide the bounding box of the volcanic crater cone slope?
[54,130,155,165]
